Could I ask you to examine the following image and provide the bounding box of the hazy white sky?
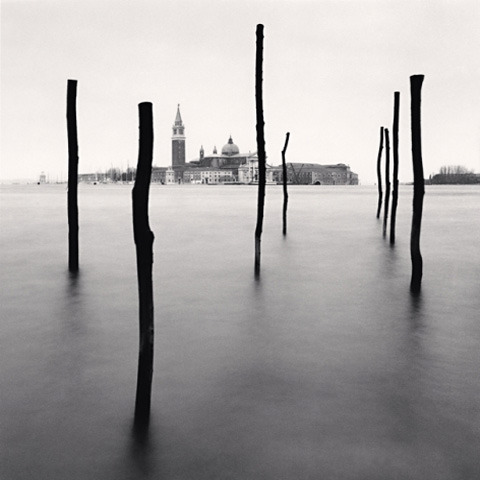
[1,0,479,183]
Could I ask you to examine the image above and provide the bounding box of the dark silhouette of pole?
[376,126,384,218]
[410,75,425,294]
[281,132,290,235]
[133,102,155,426]
[67,79,79,272]
[383,128,391,237]
[254,24,266,276]
[390,92,400,244]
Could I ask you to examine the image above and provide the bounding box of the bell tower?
[172,104,185,168]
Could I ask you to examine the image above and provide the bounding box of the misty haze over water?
[1,184,479,479]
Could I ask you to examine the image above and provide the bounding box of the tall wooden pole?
[390,91,400,244]
[383,128,391,237]
[133,102,155,426]
[254,24,266,276]
[376,126,384,218]
[410,75,425,294]
[67,79,79,272]
[281,132,290,236]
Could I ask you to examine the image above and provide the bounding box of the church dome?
[221,136,240,156]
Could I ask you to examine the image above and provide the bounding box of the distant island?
[428,165,479,185]
[39,105,359,186]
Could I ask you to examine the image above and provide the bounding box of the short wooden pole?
[254,24,267,277]
[390,92,400,244]
[410,75,425,294]
[281,132,290,236]
[383,128,391,237]
[376,127,384,219]
[133,102,155,426]
[67,79,79,272]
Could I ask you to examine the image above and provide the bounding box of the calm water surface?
[1,184,479,479]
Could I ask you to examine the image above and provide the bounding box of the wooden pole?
[133,102,155,426]
[281,132,290,236]
[383,128,391,237]
[410,75,425,294]
[254,24,266,277]
[67,79,79,272]
[375,126,384,218]
[390,92,400,244]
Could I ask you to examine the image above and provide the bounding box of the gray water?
[1,184,479,479]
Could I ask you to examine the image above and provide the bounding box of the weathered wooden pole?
[67,79,79,272]
[410,75,425,294]
[390,92,400,244]
[133,102,155,426]
[281,132,290,236]
[382,128,391,237]
[254,24,267,276]
[375,126,384,218]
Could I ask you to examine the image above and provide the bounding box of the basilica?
[151,105,358,185]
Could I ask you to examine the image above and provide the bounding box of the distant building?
[78,172,109,183]
[172,104,186,178]
[151,167,167,184]
[166,166,176,184]
[190,137,255,169]
[187,136,258,181]
[38,172,47,184]
[183,167,234,184]
[238,156,277,184]
[282,163,358,185]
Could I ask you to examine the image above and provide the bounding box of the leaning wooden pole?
[281,132,290,236]
[375,126,384,218]
[382,128,391,237]
[133,102,155,426]
[390,92,400,244]
[67,79,79,272]
[410,75,425,294]
[254,24,267,276]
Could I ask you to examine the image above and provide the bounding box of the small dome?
[221,136,239,156]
